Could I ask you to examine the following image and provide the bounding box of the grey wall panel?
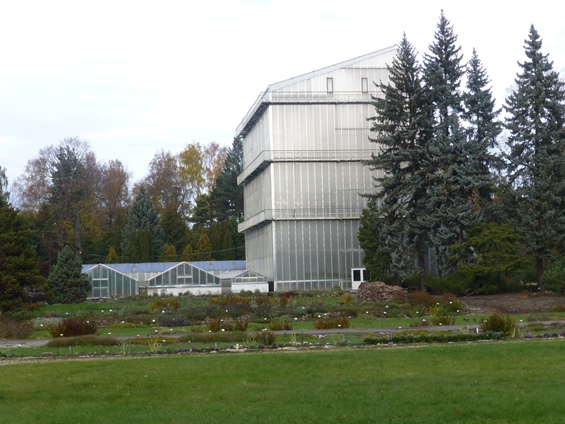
[272,220,364,283]
[245,224,274,281]
[271,162,372,211]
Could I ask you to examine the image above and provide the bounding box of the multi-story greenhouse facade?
[236,47,394,291]
[82,261,268,298]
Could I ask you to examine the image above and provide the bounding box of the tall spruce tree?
[447,49,504,273]
[504,26,565,288]
[423,11,483,275]
[360,33,434,288]
[462,49,501,201]
[121,186,165,262]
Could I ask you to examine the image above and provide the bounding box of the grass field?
[2,339,565,423]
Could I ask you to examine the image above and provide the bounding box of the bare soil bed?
[458,293,565,314]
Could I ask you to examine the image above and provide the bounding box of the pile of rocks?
[356,281,404,302]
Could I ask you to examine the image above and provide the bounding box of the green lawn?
[2,339,565,423]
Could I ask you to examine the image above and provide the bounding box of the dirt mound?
[458,293,565,314]
[357,281,404,302]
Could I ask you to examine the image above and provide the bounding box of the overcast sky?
[1,0,563,186]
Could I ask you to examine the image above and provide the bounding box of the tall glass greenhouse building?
[236,46,395,291]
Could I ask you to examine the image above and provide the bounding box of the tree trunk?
[536,256,545,291]
[74,212,83,263]
[418,253,427,291]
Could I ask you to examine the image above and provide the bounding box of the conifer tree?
[0,197,48,313]
[160,244,178,262]
[447,49,503,272]
[160,206,188,254]
[463,48,501,191]
[504,26,565,287]
[105,246,120,263]
[463,49,501,172]
[361,33,433,287]
[423,11,484,275]
[210,136,244,221]
[220,229,235,260]
[181,244,194,262]
[194,232,213,261]
[47,245,91,303]
[122,186,164,262]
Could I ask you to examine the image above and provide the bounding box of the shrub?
[255,331,276,345]
[178,331,249,344]
[159,314,191,327]
[255,296,271,306]
[107,321,144,329]
[314,316,350,329]
[550,304,565,313]
[410,319,430,327]
[47,317,98,338]
[364,331,504,345]
[431,315,457,326]
[127,337,177,346]
[205,317,248,332]
[149,298,180,313]
[223,303,253,317]
[406,291,436,307]
[209,295,251,306]
[45,335,118,347]
[339,293,353,304]
[233,317,249,332]
[279,296,289,308]
[206,317,227,332]
[269,321,292,331]
[479,313,517,336]
[0,316,34,339]
[428,303,446,317]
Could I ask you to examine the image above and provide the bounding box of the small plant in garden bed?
[431,315,457,326]
[314,315,350,329]
[480,313,517,336]
[339,293,353,304]
[410,319,430,327]
[279,296,289,308]
[328,333,347,346]
[255,330,276,346]
[147,338,163,353]
[269,320,292,331]
[205,317,249,332]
